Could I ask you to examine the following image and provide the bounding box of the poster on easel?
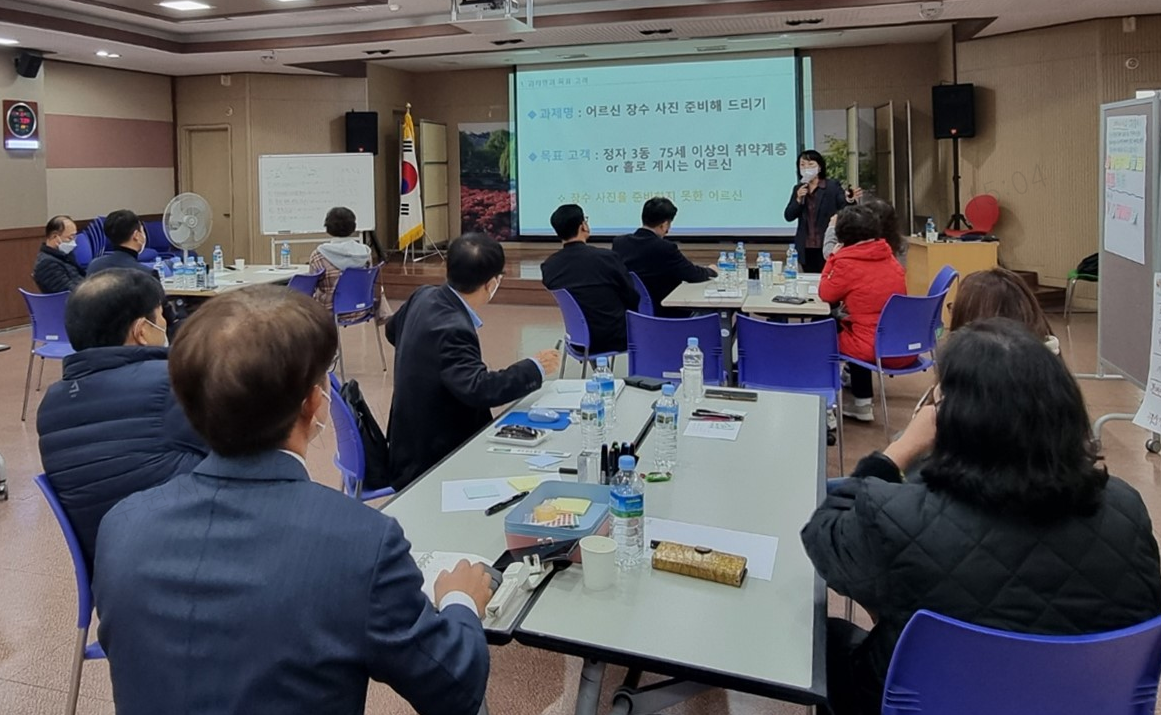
[1104,115,1148,265]
[1132,273,1161,431]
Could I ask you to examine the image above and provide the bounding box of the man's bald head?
[45,215,76,248]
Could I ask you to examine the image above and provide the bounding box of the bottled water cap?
[687,337,699,348]
[661,383,676,396]
[596,356,608,367]
[618,455,636,471]
[585,380,600,393]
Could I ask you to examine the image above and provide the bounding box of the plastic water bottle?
[152,257,165,279]
[280,241,291,269]
[721,252,737,290]
[610,455,645,569]
[681,337,704,404]
[205,261,217,289]
[735,241,747,284]
[174,258,186,288]
[756,253,775,289]
[184,257,198,289]
[195,257,208,289]
[653,383,679,475]
[212,244,224,274]
[784,245,799,290]
[716,252,731,288]
[593,357,616,425]
[579,380,607,450]
[925,217,937,242]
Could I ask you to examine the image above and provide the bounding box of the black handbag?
[338,379,391,491]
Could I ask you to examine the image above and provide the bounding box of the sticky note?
[507,476,543,492]
[526,455,562,469]
[463,484,500,500]
[551,498,591,516]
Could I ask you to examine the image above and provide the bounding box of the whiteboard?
[258,153,376,235]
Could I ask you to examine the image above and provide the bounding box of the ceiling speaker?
[13,51,43,79]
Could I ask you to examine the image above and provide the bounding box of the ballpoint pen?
[485,491,530,516]
[691,409,745,422]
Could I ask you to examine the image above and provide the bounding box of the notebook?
[532,379,626,411]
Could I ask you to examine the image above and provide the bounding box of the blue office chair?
[883,609,1161,715]
[550,288,623,378]
[34,474,106,715]
[328,374,394,502]
[332,264,387,381]
[629,272,654,317]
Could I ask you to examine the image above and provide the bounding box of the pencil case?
[650,540,748,587]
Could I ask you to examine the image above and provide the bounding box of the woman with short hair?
[802,317,1161,715]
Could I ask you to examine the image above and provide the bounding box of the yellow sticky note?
[507,475,543,492]
[551,498,591,516]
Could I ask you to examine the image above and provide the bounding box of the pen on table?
[488,446,570,457]
[485,491,529,516]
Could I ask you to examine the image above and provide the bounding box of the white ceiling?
[0,0,1155,77]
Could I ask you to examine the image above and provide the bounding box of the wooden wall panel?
[0,228,46,328]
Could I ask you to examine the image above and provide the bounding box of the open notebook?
[532,379,626,411]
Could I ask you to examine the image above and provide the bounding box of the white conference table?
[382,385,828,712]
[741,276,832,319]
[163,264,308,297]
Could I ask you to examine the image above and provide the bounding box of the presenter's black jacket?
[612,228,715,318]
[385,284,543,490]
[541,241,639,354]
[33,244,86,294]
[802,452,1161,715]
[784,179,850,263]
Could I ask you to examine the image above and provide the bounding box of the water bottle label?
[610,491,644,518]
[655,406,678,426]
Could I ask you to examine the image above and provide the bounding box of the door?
[875,102,896,205]
[182,127,235,259]
[846,104,860,188]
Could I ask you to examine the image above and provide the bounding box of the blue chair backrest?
[551,288,592,349]
[875,292,947,360]
[19,289,71,346]
[736,315,840,394]
[333,264,381,316]
[928,264,958,297]
[73,227,98,268]
[883,609,1161,715]
[34,474,93,630]
[626,311,723,386]
[288,270,325,297]
[629,272,654,317]
[142,220,171,252]
[328,373,364,496]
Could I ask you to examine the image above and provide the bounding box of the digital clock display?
[3,100,39,150]
[6,103,35,137]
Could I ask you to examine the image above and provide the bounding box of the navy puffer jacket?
[37,346,208,573]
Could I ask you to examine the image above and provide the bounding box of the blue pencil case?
[497,411,572,431]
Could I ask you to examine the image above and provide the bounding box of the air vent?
[491,38,524,45]
[639,28,674,36]
[785,18,823,26]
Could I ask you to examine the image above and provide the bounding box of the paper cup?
[580,535,617,591]
[798,281,810,299]
[234,258,246,270]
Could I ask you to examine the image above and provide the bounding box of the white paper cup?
[798,281,810,299]
[580,535,617,591]
[234,258,246,270]
[771,260,783,274]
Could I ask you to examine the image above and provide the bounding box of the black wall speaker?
[13,51,44,79]
[345,111,378,155]
[932,83,975,139]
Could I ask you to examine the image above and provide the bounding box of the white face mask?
[309,387,332,448]
[58,240,77,255]
[144,318,169,348]
[800,167,820,182]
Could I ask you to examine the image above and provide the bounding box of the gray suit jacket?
[93,450,489,715]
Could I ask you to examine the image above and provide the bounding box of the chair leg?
[844,596,855,621]
[581,349,590,379]
[877,361,890,440]
[21,350,35,422]
[558,336,568,379]
[35,355,46,391]
[1064,277,1077,326]
[336,330,347,383]
[836,391,846,478]
[65,627,87,715]
[373,322,387,373]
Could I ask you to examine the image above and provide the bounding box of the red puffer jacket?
[818,238,912,367]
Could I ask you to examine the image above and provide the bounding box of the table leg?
[573,659,606,715]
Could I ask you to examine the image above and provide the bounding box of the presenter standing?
[783,150,860,273]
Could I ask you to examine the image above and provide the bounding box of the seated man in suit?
[612,197,716,317]
[94,285,494,715]
[386,233,560,489]
[32,215,85,293]
[87,209,152,275]
[541,204,639,354]
[37,268,207,574]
